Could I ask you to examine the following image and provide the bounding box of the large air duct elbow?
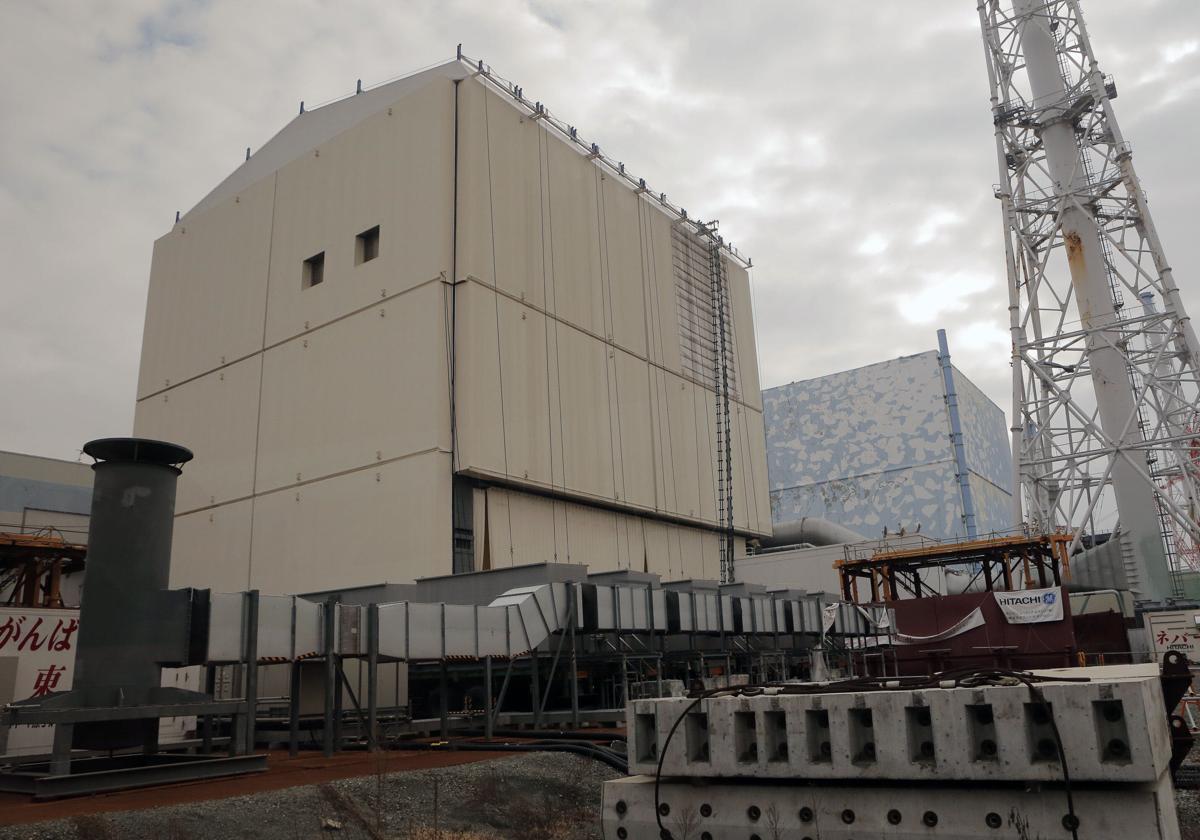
[759,517,867,549]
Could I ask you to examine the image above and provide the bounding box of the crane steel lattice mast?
[978,0,1200,601]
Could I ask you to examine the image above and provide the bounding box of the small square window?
[302,252,325,289]
[356,225,380,264]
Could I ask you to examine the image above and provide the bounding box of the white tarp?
[892,607,986,645]
[995,587,1064,624]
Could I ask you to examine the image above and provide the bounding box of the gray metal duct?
[205,577,869,664]
[1066,535,1129,594]
[760,517,868,549]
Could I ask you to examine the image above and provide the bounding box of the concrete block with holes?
[602,772,1181,840]
[626,665,1174,784]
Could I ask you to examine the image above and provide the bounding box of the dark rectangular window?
[356,225,380,264]
[302,252,325,288]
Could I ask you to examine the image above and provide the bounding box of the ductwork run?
[759,517,868,549]
[203,577,873,664]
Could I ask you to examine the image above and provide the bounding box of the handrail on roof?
[454,46,752,269]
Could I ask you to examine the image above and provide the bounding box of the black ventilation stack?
[71,438,193,749]
[0,438,266,797]
[3,439,219,753]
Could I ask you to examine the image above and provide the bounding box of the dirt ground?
[0,752,1195,839]
[0,753,618,840]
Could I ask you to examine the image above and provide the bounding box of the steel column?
[367,604,379,751]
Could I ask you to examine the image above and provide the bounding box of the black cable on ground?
[386,739,629,774]
[459,728,626,742]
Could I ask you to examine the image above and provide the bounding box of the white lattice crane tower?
[978,0,1200,601]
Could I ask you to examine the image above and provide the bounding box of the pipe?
[466,728,626,742]
[74,437,192,749]
[759,517,867,549]
[388,740,629,773]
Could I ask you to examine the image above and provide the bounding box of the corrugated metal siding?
[453,81,770,536]
[482,486,719,580]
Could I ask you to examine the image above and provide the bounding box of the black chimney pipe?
[72,438,192,748]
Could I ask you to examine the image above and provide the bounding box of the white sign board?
[994,587,1064,624]
[1146,610,1200,663]
[0,607,79,756]
[0,607,193,756]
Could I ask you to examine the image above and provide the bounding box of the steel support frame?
[978,0,1200,600]
[0,753,268,800]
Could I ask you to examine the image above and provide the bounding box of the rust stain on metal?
[1064,231,1086,270]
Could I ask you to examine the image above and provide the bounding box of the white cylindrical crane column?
[1014,0,1170,598]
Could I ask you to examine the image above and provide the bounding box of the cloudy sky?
[2,1,1198,460]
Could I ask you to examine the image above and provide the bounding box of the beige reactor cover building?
[133,57,770,594]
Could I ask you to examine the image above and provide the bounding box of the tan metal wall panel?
[545,129,605,337]
[137,176,275,399]
[564,501,621,572]
[643,368,732,529]
[693,386,719,524]
[700,531,721,581]
[727,260,762,411]
[643,209,684,375]
[730,404,752,532]
[452,78,492,293]
[744,408,772,533]
[472,486,487,571]
[555,322,617,501]
[248,451,452,592]
[263,79,455,347]
[455,82,546,309]
[613,349,655,510]
[496,296,553,487]
[483,486,718,581]
[642,520,671,578]
[484,488,556,567]
[618,514,647,572]
[133,356,261,514]
[599,175,649,359]
[663,371,701,521]
[481,486,510,568]
[254,283,449,495]
[453,80,769,537]
[454,281,559,492]
[169,499,253,591]
[647,367,677,515]
[676,526,704,580]
[454,281,506,478]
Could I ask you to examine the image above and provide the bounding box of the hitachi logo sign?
[997,594,1051,606]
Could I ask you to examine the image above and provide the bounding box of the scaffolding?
[0,531,86,608]
[837,533,1072,604]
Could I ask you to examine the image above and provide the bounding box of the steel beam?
[0,753,267,801]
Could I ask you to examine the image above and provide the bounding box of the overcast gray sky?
[2,1,1197,461]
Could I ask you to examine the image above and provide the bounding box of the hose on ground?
[389,739,629,774]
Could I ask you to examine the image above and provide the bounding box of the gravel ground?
[0,752,619,840]
[1178,787,1200,840]
[3,754,1197,839]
